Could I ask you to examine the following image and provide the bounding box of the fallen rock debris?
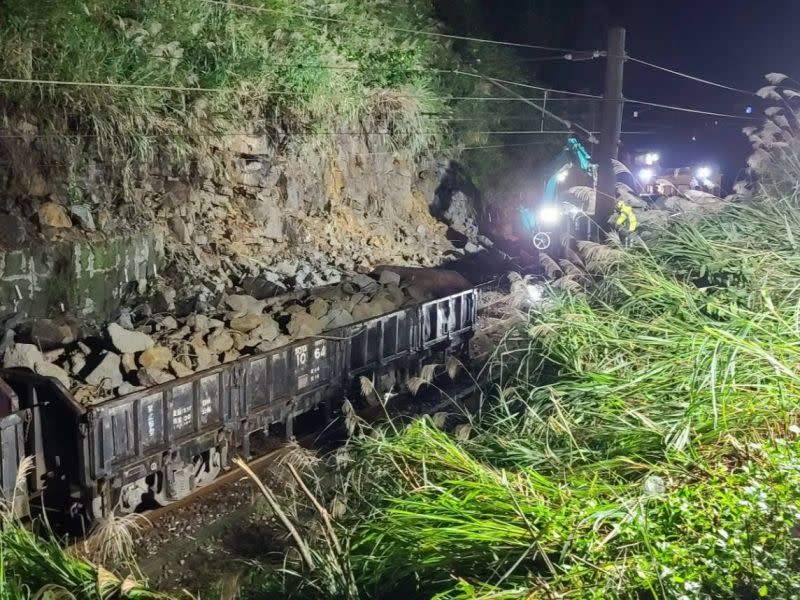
[1,269,469,404]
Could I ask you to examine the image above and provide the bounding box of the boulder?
[38,202,72,229]
[30,319,78,349]
[3,343,44,371]
[351,274,379,294]
[188,314,210,333]
[0,329,15,355]
[69,205,96,231]
[222,349,241,363]
[138,346,172,371]
[108,323,154,354]
[231,330,257,351]
[229,314,264,333]
[207,329,234,354]
[170,359,194,378]
[121,352,137,374]
[69,352,87,376]
[287,312,323,339]
[636,210,670,230]
[86,352,124,390]
[406,285,433,303]
[257,335,291,353]
[43,348,65,363]
[225,294,266,315]
[190,338,215,371]
[153,285,177,313]
[35,361,71,389]
[158,315,178,331]
[321,308,354,329]
[168,216,193,244]
[372,291,401,313]
[308,297,330,319]
[208,318,226,329]
[250,316,280,342]
[138,368,175,387]
[353,299,393,321]
[249,197,284,241]
[378,270,402,286]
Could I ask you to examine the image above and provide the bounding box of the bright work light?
[644,153,660,166]
[539,205,560,225]
[696,166,712,179]
[639,168,654,183]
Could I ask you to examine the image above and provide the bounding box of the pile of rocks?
[0,270,439,404]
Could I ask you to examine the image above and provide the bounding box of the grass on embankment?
[0,0,552,181]
[248,194,800,599]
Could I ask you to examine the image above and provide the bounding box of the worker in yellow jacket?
[614,200,637,245]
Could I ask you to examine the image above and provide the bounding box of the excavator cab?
[523,136,597,255]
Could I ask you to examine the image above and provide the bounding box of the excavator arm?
[541,136,594,207]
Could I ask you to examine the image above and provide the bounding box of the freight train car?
[0,289,477,529]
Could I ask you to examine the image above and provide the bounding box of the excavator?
[521,135,597,253]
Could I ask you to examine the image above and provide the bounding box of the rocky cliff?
[0,118,483,326]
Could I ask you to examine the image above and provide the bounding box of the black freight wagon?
[0,289,477,527]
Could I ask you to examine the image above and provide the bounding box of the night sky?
[473,0,800,187]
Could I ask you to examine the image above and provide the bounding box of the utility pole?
[595,26,626,237]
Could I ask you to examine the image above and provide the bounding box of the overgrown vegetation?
[0,0,569,190]
[244,126,800,596]
[8,8,800,600]
[0,459,170,599]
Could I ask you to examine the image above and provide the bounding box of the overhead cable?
[452,70,603,99]
[626,98,761,121]
[0,77,247,94]
[200,0,600,55]
[479,76,599,144]
[627,56,757,97]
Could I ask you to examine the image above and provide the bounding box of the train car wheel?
[193,448,221,488]
[119,479,150,514]
[148,471,174,508]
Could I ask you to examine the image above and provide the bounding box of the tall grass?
[0,457,173,599]
[0,0,558,180]
[255,191,800,599]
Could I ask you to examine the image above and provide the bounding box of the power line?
[200,0,598,55]
[452,69,603,99]
[0,75,592,104]
[446,96,597,102]
[0,77,248,94]
[627,56,757,97]
[469,51,605,65]
[479,75,599,143]
[626,98,760,121]
[0,72,605,116]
